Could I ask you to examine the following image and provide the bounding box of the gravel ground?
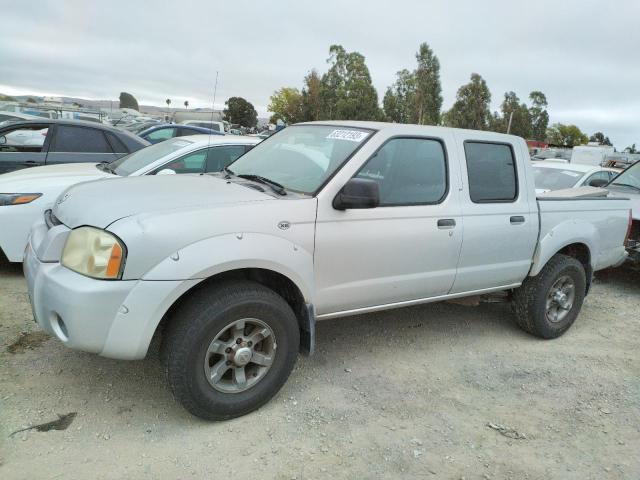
[1,258,639,480]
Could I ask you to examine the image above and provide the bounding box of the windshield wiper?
[236,174,287,195]
[611,182,640,192]
[223,166,234,179]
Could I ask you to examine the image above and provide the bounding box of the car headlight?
[61,227,126,280]
[0,193,42,205]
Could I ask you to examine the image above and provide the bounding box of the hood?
[606,186,640,220]
[0,163,111,191]
[53,174,274,228]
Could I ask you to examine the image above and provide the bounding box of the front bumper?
[24,235,198,360]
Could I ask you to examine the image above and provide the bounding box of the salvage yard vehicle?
[0,135,259,262]
[606,160,640,264]
[138,124,224,144]
[0,119,148,174]
[24,122,631,420]
[532,160,621,193]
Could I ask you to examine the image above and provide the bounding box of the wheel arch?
[531,241,593,293]
[156,267,316,356]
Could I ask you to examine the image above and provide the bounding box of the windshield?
[533,166,583,191]
[110,138,194,176]
[610,161,640,191]
[227,125,373,194]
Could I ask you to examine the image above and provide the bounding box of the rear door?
[450,133,537,293]
[0,123,52,173]
[45,125,118,165]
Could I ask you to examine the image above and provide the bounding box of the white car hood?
[0,163,111,191]
[53,174,274,229]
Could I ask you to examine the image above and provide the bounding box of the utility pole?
[506,111,514,134]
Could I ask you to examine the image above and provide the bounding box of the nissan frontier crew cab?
[24,122,632,420]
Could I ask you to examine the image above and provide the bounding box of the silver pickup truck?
[24,122,631,420]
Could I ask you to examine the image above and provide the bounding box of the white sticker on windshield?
[562,171,581,177]
[326,129,369,142]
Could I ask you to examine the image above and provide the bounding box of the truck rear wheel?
[161,281,299,420]
[512,254,586,339]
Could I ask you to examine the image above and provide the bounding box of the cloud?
[1,0,638,147]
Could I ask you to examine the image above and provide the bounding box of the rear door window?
[464,142,517,202]
[51,125,113,153]
[146,128,177,142]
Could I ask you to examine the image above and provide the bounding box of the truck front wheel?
[161,281,300,420]
[512,254,586,339]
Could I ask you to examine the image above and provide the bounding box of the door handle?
[510,216,525,224]
[22,161,38,167]
[437,218,456,229]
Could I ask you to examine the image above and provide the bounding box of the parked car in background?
[532,161,621,193]
[0,135,259,262]
[0,111,43,124]
[180,120,225,133]
[606,160,640,264]
[138,124,223,144]
[24,122,631,420]
[0,119,148,174]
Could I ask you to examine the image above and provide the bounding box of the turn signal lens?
[0,193,42,205]
[61,227,126,280]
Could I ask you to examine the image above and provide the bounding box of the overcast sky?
[1,0,638,147]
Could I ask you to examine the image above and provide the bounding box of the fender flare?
[141,232,315,301]
[530,219,597,277]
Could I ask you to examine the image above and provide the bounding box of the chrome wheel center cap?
[233,347,252,366]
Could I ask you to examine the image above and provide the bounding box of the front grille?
[44,209,62,230]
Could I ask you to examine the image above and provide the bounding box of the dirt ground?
[1,257,638,480]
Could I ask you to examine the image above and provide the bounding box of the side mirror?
[156,168,176,175]
[333,178,379,210]
[588,178,608,188]
[0,136,6,145]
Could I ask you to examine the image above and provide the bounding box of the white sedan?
[532,160,621,194]
[0,135,259,262]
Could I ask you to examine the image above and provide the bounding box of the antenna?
[207,71,220,150]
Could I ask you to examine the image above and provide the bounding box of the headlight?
[61,227,126,280]
[0,193,42,205]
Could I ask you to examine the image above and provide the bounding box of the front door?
[0,123,52,174]
[314,135,463,316]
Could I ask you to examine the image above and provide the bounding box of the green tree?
[0,93,15,101]
[165,98,171,108]
[589,131,612,146]
[382,69,415,123]
[528,91,549,141]
[118,92,139,111]
[442,73,491,130]
[223,96,258,127]
[26,97,37,103]
[495,91,531,138]
[319,45,380,121]
[300,69,322,121]
[268,87,303,124]
[546,123,589,147]
[413,42,442,125]
[624,144,637,154]
[184,100,189,109]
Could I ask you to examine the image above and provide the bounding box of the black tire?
[512,254,586,339]
[161,280,299,420]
